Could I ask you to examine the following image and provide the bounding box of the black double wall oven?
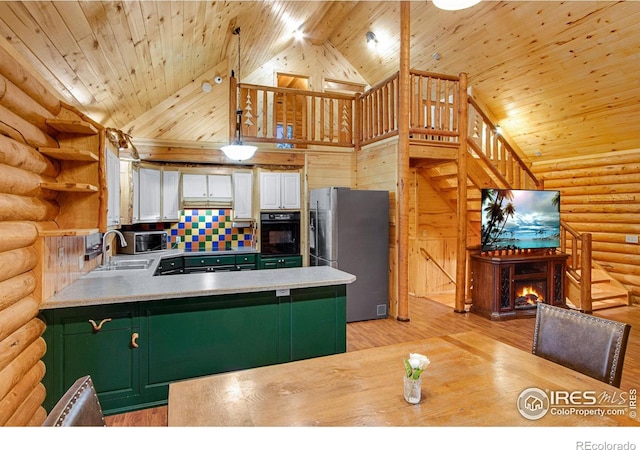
[260,211,300,257]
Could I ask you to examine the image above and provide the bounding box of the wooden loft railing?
[234,78,356,148]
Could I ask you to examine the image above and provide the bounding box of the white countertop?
[40,251,356,310]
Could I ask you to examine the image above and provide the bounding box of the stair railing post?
[581,233,593,313]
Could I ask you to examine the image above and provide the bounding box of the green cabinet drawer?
[158,256,183,274]
[235,253,256,264]
[258,255,302,269]
[184,255,236,267]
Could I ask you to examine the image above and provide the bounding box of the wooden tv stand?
[469,251,568,320]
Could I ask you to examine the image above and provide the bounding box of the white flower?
[404,353,430,379]
[409,353,430,371]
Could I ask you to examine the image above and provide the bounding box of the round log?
[27,406,48,427]
[0,104,59,149]
[0,295,39,342]
[0,163,57,198]
[532,149,640,173]
[0,74,54,132]
[0,193,59,222]
[0,45,62,116]
[1,374,46,427]
[0,133,59,178]
[0,317,45,372]
[0,359,45,426]
[0,272,37,310]
[0,247,39,284]
[0,338,46,402]
[0,221,38,253]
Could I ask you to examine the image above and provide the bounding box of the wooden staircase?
[411,92,631,313]
[566,263,630,310]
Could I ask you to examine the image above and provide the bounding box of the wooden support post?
[581,233,593,313]
[455,73,469,314]
[397,1,411,321]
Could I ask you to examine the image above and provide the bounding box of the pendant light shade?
[432,0,481,11]
[220,27,257,161]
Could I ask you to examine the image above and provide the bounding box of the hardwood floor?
[105,296,640,426]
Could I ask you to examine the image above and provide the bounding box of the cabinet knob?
[89,318,112,332]
[131,332,139,348]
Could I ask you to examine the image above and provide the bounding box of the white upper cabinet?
[182,173,232,206]
[138,167,161,222]
[233,171,253,220]
[162,168,181,221]
[106,149,120,227]
[259,171,300,210]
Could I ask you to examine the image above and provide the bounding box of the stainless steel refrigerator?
[310,187,389,322]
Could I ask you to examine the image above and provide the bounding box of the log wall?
[0,41,98,426]
[532,149,640,305]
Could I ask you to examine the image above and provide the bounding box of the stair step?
[590,283,629,301]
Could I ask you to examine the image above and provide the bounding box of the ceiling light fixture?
[293,28,304,41]
[221,27,257,161]
[366,31,377,49]
[432,0,481,11]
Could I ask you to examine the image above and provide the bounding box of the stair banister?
[560,220,593,313]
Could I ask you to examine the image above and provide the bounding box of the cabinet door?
[208,174,232,201]
[138,167,161,222]
[182,173,208,199]
[233,171,253,219]
[106,150,121,226]
[260,172,281,210]
[162,169,180,221]
[41,305,140,414]
[280,172,301,209]
[141,293,283,391]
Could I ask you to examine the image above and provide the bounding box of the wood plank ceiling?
[1,1,639,162]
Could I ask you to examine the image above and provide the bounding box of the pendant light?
[432,0,481,11]
[221,27,257,161]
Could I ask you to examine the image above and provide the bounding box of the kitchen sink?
[95,259,154,271]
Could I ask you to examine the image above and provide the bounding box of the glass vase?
[403,376,422,404]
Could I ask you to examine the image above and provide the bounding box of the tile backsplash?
[126,209,254,251]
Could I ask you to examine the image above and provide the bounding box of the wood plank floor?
[105,296,640,426]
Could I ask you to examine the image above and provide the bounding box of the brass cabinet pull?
[89,318,112,332]
[131,332,139,348]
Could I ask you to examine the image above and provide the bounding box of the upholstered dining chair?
[532,303,631,388]
[41,375,106,426]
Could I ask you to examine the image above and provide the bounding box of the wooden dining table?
[168,331,638,426]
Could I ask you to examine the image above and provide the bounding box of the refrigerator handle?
[310,201,318,251]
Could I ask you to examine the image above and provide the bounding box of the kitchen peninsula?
[40,251,355,415]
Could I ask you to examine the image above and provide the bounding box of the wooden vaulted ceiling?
[1,1,639,162]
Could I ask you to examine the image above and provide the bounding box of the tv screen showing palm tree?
[481,189,561,252]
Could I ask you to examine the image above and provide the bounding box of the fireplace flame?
[515,285,544,308]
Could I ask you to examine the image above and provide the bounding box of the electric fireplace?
[470,251,568,320]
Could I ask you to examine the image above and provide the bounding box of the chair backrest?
[41,375,106,426]
[532,303,631,388]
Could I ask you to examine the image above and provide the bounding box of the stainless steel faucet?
[102,230,127,268]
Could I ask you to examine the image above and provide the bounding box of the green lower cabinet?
[258,255,303,269]
[139,291,290,405]
[40,304,140,414]
[40,285,346,415]
[290,285,347,360]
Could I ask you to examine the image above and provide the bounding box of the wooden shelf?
[39,228,99,237]
[38,147,99,162]
[46,118,98,135]
[41,182,99,192]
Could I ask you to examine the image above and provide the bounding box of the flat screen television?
[480,189,561,252]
